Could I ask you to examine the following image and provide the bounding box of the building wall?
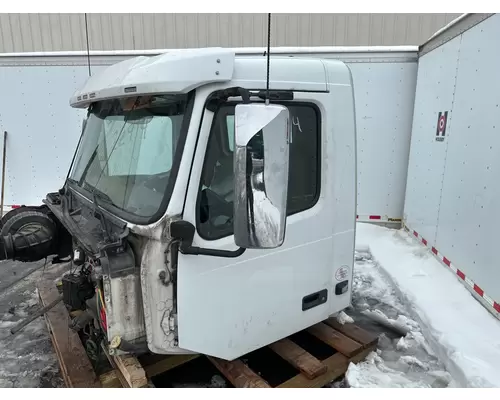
[0,13,461,53]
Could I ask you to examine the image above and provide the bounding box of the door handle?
[302,289,328,311]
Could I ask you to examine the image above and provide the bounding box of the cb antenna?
[265,13,271,105]
[84,13,91,76]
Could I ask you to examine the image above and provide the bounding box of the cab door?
[176,90,335,360]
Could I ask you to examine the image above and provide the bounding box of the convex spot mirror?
[233,103,291,249]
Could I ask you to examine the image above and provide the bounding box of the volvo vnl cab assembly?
[0,48,357,361]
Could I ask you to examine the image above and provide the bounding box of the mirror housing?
[233,103,291,249]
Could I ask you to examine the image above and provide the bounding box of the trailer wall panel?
[403,36,461,243]
[434,15,500,305]
[404,14,500,316]
[0,65,105,207]
[349,62,416,221]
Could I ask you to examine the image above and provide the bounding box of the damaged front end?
[0,187,178,357]
[0,89,195,357]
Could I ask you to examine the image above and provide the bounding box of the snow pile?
[336,311,354,325]
[343,248,454,388]
[355,223,500,388]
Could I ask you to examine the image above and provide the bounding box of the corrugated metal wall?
[0,13,460,53]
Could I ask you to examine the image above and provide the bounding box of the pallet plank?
[277,345,375,388]
[208,357,271,388]
[307,322,362,357]
[142,354,200,378]
[324,318,379,348]
[99,370,123,388]
[269,339,327,379]
[102,345,148,388]
[38,266,101,388]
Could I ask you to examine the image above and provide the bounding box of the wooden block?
[208,357,271,388]
[110,352,148,388]
[269,339,327,380]
[307,322,362,357]
[142,354,200,378]
[39,268,101,388]
[324,318,379,348]
[99,370,123,388]
[277,346,374,388]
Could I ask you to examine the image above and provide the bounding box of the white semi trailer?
[0,46,418,224]
[403,13,500,320]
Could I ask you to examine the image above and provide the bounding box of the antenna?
[265,13,271,105]
[84,13,91,77]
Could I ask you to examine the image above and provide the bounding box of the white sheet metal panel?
[0,14,461,53]
[0,65,103,207]
[433,14,500,304]
[349,62,416,220]
[403,36,461,243]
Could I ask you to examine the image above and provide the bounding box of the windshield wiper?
[88,185,113,205]
[81,183,114,242]
[93,191,113,243]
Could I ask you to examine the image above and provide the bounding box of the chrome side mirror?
[233,103,291,249]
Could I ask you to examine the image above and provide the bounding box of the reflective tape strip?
[357,215,402,223]
[403,224,500,316]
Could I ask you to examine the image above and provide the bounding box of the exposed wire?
[84,13,91,77]
[265,13,271,105]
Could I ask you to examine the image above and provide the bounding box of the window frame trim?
[196,99,322,242]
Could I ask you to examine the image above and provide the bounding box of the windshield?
[69,93,192,222]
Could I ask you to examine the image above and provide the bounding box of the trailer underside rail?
[38,268,378,388]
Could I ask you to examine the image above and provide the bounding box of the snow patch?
[355,223,500,388]
[336,311,354,325]
[400,355,428,370]
[396,337,409,351]
[346,351,430,388]
[345,248,454,388]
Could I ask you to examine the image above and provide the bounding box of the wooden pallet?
[38,268,378,388]
[206,320,378,388]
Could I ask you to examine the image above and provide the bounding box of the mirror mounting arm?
[170,220,246,258]
[206,87,251,112]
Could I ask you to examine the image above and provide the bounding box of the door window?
[197,102,321,240]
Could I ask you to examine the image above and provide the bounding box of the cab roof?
[69,47,348,108]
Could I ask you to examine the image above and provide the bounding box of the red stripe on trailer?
[358,215,402,223]
[404,224,500,317]
[11,205,21,209]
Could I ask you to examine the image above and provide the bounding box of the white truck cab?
[0,48,357,361]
